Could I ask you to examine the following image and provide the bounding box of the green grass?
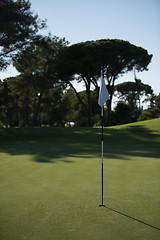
[0,118,160,240]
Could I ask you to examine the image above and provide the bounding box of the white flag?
[98,71,109,107]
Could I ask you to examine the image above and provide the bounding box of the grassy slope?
[0,119,160,240]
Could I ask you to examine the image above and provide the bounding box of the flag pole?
[99,106,105,207]
[98,68,109,207]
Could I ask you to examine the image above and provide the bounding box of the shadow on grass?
[0,125,160,163]
[105,206,160,231]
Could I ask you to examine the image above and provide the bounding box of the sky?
[1,0,160,97]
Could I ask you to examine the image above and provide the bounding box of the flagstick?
[99,107,105,207]
[98,68,109,207]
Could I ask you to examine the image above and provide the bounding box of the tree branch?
[0,37,40,57]
[67,80,88,113]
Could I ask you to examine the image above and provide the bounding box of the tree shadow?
[103,125,160,160]
[0,125,160,163]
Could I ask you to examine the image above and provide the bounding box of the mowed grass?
[0,118,160,240]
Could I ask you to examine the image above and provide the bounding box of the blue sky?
[1,0,160,95]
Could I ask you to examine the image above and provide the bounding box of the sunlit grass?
[0,118,160,240]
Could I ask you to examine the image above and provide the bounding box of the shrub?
[113,102,132,125]
[0,120,4,128]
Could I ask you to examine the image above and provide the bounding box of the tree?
[40,84,68,126]
[57,39,152,126]
[0,80,6,125]
[113,102,132,125]
[0,74,69,127]
[138,93,160,121]
[155,93,160,111]
[0,76,33,127]
[64,89,99,126]
[115,80,154,109]
[0,0,46,70]
[0,78,17,126]
[62,88,77,123]
[7,76,33,126]
[13,35,68,126]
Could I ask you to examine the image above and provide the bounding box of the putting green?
[0,119,160,240]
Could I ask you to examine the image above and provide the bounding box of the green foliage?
[63,89,100,127]
[138,108,156,121]
[115,80,154,109]
[0,75,69,127]
[58,39,152,79]
[138,93,160,121]
[155,93,160,110]
[112,102,132,125]
[0,120,4,128]
[12,35,68,126]
[0,34,153,127]
[57,39,152,125]
[41,84,68,126]
[0,0,46,70]
[114,81,155,124]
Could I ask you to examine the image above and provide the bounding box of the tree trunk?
[106,76,115,126]
[14,97,19,126]
[68,81,91,125]
[86,87,93,127]
[23,99,29,126]
[68,81,87,112]
[32,92,43,126]
[106,100,111,126]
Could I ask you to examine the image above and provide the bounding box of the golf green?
[0,118,160,240]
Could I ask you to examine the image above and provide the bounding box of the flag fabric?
[98,71,109,107]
